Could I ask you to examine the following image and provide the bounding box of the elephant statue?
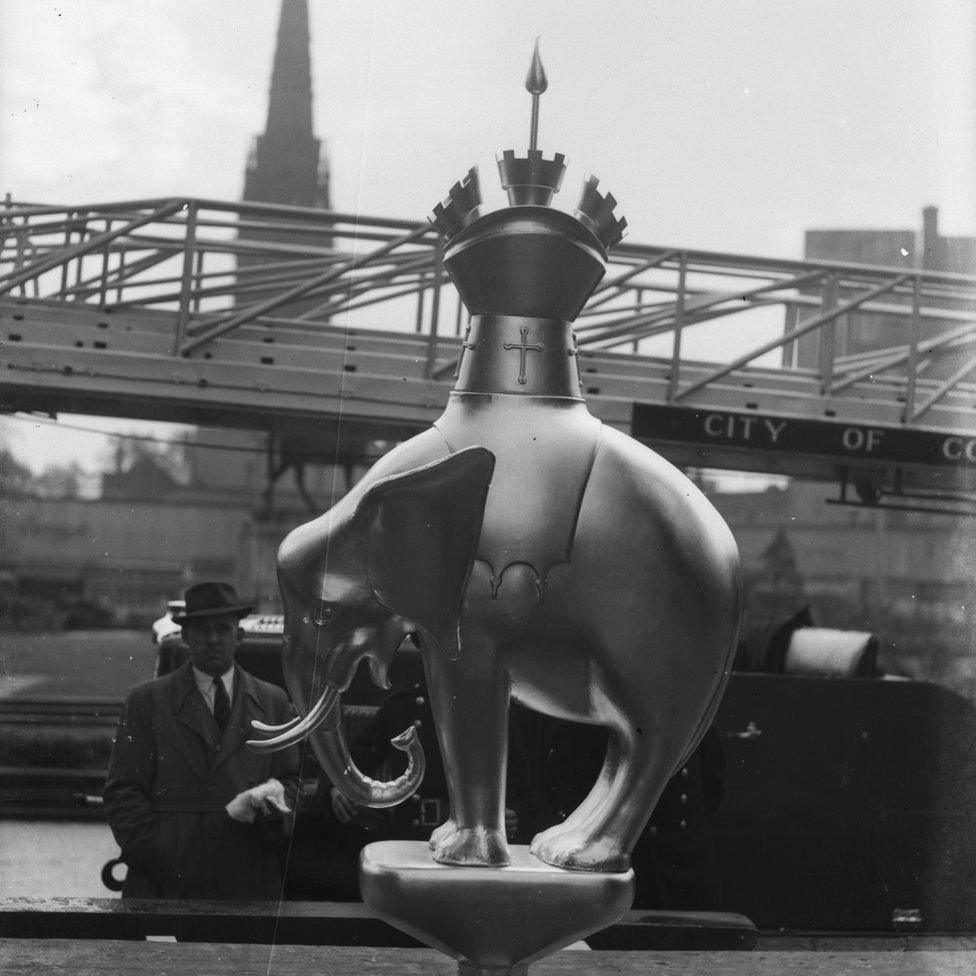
[249,145,741,874]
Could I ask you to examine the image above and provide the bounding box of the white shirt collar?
[192,664,234,699]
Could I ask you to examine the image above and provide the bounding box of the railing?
[2,196,975,429]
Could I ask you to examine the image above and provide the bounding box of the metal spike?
[526,39,547,151]
[525,38,548,95]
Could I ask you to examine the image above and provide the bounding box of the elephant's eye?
[310,600,342,627]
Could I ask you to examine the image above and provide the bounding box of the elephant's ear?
[360,447,495,660]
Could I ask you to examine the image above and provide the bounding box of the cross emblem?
[453,324,477,378]
[502,325,544,385]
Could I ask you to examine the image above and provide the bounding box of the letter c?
[704,414,725,437]
[943,438,963,461]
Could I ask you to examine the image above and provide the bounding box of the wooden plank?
[1,940,975,976]
[0,900,756,951]
[0,899,416,947]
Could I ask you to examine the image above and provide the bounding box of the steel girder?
[2,197,975,497]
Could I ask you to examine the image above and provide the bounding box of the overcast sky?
[1,0,973,472]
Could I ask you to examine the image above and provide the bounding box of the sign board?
[631,403,976,470]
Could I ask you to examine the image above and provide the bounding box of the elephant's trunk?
[247,683,425,809]
[310,716,426,809]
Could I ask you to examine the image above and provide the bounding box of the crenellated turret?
[575,175,628,252]
[429,167,482,240]
[497,149,566,207]
[428,42,626,331]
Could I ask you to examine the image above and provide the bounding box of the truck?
[143,606,976,932]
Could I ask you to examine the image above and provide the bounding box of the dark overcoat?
[103,661,300,899]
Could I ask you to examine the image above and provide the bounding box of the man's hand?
[330,786,361,824]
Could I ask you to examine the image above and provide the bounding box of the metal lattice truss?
[2,197,975,493]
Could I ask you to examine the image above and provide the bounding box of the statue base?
[359,841,635,975]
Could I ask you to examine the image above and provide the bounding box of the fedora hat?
[171,581,254,624]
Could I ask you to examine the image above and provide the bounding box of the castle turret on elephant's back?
[251,129,741,875]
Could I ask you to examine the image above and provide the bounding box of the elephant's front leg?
[422,638,511,866]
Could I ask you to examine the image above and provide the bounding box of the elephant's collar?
[435,398,600,596]
[452,315,583,399]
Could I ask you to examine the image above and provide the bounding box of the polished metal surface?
[245,44,743,976]
[251,40,740,888]
[431,167,482,240]
[361,841,634,973]
[497,150,566,208]
[453,315,581,397]
[255,300,740,876]
[525,38,547,153]
[575,175,627,251]
[434,396,599,589]
[444,206,606,320]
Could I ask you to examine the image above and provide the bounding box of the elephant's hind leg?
[529,729,621,851]
[531,724,676,872]
[530,726,638,871]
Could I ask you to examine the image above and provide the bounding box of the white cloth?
[225,778,291,823]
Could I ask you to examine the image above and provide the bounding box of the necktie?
[212,676,230,731]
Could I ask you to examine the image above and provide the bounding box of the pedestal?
[359,841,635,975]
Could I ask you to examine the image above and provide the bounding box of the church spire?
[243,0,330,209]
[265,0,313,140]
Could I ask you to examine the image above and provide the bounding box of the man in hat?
[104,582,300,899]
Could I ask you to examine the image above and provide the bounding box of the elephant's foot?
[428,818,457,850]
[530,830,630,873]
[527,818,575,849]
[432,826,510,866]
[528,805,600,848]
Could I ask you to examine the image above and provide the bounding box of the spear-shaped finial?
[525,38,547,151]
[494,40,564,206]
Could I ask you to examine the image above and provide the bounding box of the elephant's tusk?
[251,713,303,734]
[246,686,340,753]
